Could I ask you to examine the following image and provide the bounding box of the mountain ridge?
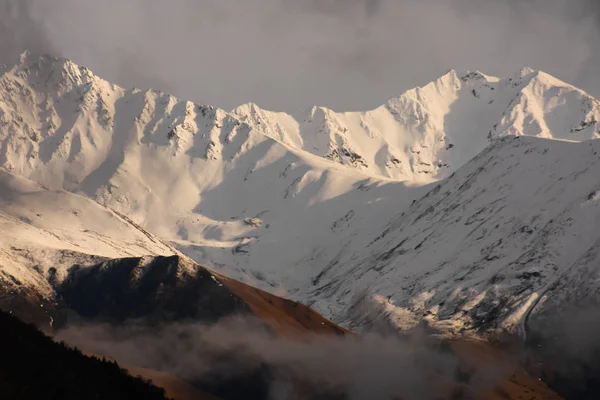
[233,66,600,182]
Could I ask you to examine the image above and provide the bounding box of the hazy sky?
[1,0,599,113]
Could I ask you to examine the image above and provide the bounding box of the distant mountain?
[0,51,599,342]
[233,68,599,181]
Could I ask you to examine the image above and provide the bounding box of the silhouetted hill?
[0,310,171,400]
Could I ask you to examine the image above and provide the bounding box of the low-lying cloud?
[55,316,507,400]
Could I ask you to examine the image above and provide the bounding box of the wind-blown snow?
[1,51,600,336]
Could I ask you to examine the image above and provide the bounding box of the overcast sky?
[1,0,599,113]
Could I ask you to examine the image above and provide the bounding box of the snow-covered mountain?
[0,51,420,291]
[322,136,600,337]
[1,51,600,339]
[233,68,600,182]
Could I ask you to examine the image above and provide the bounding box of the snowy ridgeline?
[0,51,599,336]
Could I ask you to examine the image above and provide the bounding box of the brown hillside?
[451,339,562,400]
[214,271,347,338]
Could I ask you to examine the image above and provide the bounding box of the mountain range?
[1,50,600,398]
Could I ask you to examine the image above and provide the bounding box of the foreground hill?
[0,309,171,400]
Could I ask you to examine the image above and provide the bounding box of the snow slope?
[312,136,600,336]
[0,51,426,292]
[1,52,600,337]
[0,168,174,299]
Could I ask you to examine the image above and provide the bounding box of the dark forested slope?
[0,310,171,400]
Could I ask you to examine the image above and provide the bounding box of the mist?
[55,316,508,400]
[1,0,599,113]
[528,304,600,398]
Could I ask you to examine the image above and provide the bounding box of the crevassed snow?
[1,52,600,336]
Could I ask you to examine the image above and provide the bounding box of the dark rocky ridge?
[58,255,252,325]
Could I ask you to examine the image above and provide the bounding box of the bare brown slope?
[450,340,561,400]
[214,272,347,338]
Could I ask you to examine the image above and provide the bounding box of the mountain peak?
[3,52,97,96]
[16,51,76,73]
[230,66,599,182]
[459,70,498,83]
[517,66,536,77]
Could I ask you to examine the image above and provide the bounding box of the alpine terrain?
[0,51,599,398]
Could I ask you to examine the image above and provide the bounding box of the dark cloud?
[0,0,599,112]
